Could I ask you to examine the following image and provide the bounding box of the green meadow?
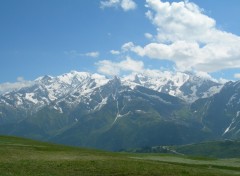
[0,135,240,176]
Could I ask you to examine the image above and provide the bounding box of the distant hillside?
[126,140,240,159]
[173,140,240,158]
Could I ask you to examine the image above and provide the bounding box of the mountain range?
[0,70,239,151]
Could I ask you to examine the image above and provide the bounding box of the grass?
[0,136,240,176]
[172,140,240,158]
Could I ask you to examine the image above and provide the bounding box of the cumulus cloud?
[110,50,120,55]
[65,50,99,58]
[0,77,34,94]
[144,33,153,40]
[96,57,144,76]
[124,0,240,72]
[100,0,120,8]
[121,0,137,11]
[121,42,135,52]
[100,0,137,11]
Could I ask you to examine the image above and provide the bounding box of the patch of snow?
[237,111,240,117]
[135,110,146,114]
[48,93,57,101]
[137,91,171,104]
[41,97,50,104]
[169,90,176,96]
[0,99,10,106]
[25,93,38,104]
[112,111,131,125]
[227,93,238,106]
[56,71,90,85]
[223,126,231,135]
[122,81,138,90]
[223,118,236,136]
[202,85,223,98]
[124,71,186,97]
[53,106,63,113]
[16,96,23,105]
[190,86,197,96]
[93,97,108,111]
[46,82,61,90]
[91,73,109,86]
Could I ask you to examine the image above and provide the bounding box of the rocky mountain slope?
[0,70,236,150]
[191,81,240,138]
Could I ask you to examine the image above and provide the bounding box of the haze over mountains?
[0,71,239,150]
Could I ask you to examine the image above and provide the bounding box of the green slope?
[173,140,240,158]
[127,140,240,159]
[0,135,240,176]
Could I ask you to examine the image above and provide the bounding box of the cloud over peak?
[0,77,34,94]
[96,57,144,76]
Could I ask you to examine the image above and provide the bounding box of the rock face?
[1,70,237,151]
[191,81,240,139]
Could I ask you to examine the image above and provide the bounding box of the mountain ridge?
[0,70,223,106]
[0,70,238,151]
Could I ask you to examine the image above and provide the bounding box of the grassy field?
[0,136,240,176]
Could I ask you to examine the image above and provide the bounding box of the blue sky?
[1,0,240,85]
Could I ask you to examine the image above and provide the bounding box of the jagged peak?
[41,75,53,82]
[35,75,53,81]
[0,70,224,105]
[103,76,122,89]
[133,74,141,84]
[223,80,240,90]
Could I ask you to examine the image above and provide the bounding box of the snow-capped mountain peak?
[0,71,110,112]
[0,70,232,151]
[122,70,222,102]
[0,70,223,114]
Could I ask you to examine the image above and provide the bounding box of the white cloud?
[218,78,229,84]
[85,51,100,58]
[100,0,137,11]
[100,0,120,8]
[0,77,34,94]
[96,57,144,76]
[121,42,135,52]
[144,33,153,40]
[234,73,240,79]
[17,77,25,82]
[121,0,137,11]
[65,50,99,58]
[145,0,216,43]
[110,50,120,55]
[124,0,240,73]
[194,71,218,82]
